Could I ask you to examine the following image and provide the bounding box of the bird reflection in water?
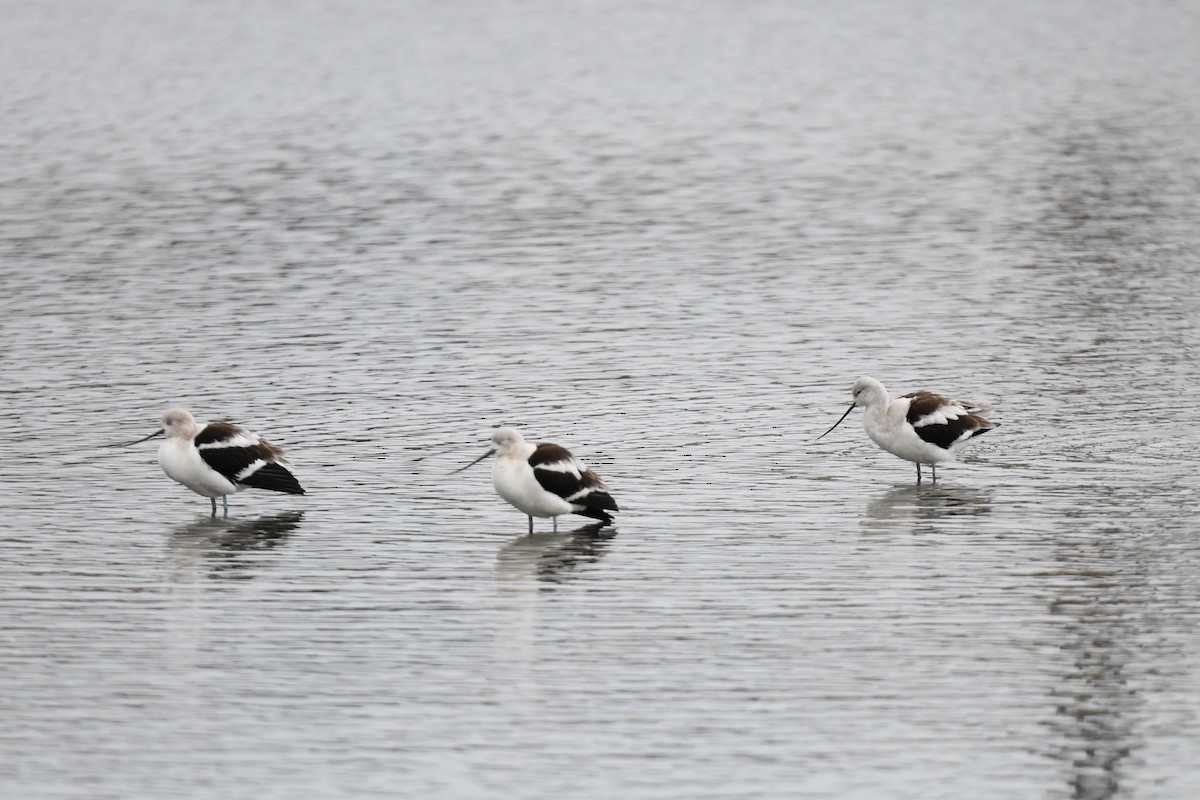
[496,522,616,587]
[493,523,617,676]
[170,511,304,579]
[863,483,993,534]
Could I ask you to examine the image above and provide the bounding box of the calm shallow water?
[2,1,1200,798]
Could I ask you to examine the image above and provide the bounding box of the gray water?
[3,1,1200,798]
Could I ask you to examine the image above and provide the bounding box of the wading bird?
[121,408,304,515]
[818,376,997,483]
[454,426,617,534]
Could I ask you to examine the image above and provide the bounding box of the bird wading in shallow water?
[454,426,618,534]
[120,408,305,515]
[818,376,998,484]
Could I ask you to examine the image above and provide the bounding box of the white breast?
[492,455,573,517]
[864,404,956,465]
[158,439,240,498]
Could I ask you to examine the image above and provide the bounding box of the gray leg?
[931,464,938,483]
[221,495,229,517]
[916,463,923,485]
[553,516,558,533]
[210,497,217,516]
[528,515,533,536]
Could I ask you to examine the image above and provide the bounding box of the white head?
[451,426,529,474]
[849,376,888,408]
[489,426,527,456]
[111,406,199,448]
[818,376,888,440]
[161,407,200,439]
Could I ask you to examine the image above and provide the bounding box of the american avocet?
[121,408,305,515]
[453,426,618,534]
[818,376,998,483]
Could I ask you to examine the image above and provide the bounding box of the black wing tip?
[575,491,618,525]
[237,462,306,495]
[575,507,616,525]
[592,491,618,512]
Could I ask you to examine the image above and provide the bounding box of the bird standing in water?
[455,426,618,534]
[122,408,304,515]
[819,376,997,483]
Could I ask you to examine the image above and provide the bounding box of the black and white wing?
[904,392,997,450]
[195,422,305,495]
[529,442,618,524]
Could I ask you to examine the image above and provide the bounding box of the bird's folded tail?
[574,489,618,525]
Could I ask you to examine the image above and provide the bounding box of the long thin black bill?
[817,404,856,440]
[106,428,165,447]
[450,448,496,474]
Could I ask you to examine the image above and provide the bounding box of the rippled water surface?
[3,1,1200,798]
